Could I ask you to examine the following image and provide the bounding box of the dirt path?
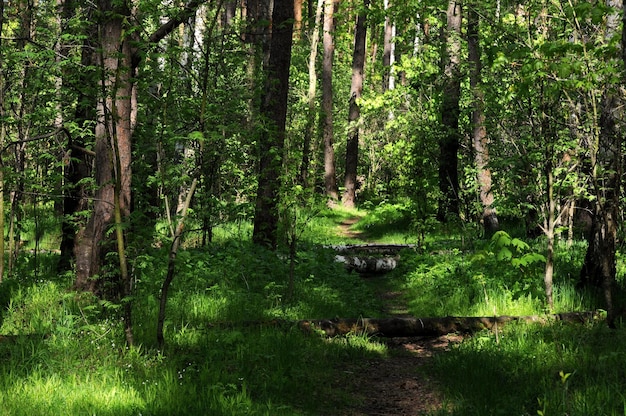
[336,218,460,415]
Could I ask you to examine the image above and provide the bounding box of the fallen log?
[328,243,417,255]
[334,254,399,274]
[297,312,603,337]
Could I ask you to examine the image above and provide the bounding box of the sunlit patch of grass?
[553,283,596,313]
[327,331,388,355]
[470,289,542,317]
[0,370,145,416]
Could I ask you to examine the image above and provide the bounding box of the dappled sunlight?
[431,323,626,415]
[0,372,145,415]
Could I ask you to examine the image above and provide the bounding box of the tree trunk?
[322,0,339,200]
[223,1,236,26]
[578,0,623,328]
[299,0,324,188]
[467,7,498,236]
[544,158,555,310]
[579,104,620,326]
[342,0,369,208]
[58,11,97,273]
[334,254,398,274]
[294,0,303,38]
[252,0,294,249]
[0,0,5,282]
[382,0,395,92]
[71,0,207,292]
[73,0,134,295]
[329,243,417,254]
[437,0,462,221]
[157,179,198,350]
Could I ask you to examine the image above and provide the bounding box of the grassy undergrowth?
[0,202,625,415]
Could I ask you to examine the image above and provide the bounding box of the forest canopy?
[0,0,625,334]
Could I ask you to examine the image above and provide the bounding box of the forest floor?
[336,218,462,416]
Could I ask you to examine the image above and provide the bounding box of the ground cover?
[0,203,625,415]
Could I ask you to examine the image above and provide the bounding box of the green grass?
[1,201,625,415]
[0,208,389,415]
[429,322,626,415]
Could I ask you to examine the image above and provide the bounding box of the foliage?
[430,322,626,416]
[0,216,388,414]
[398,225,588,317]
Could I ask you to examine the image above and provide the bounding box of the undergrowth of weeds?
[0,203,625,415]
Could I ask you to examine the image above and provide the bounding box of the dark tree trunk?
[251,0,294,249]
[437,0,462,221]
[322,0,339,200]
[223,1,236,26]
[342,0,369,208]
[578,0,623,328]
[579,94,621,327]
[467,7,498,236]
[58,10,97,273]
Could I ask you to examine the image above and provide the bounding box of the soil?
[337,217,368,240]
[335,218,462,415]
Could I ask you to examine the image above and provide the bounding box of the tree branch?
[132,0,212,69]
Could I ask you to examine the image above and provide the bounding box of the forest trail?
[336,217,460,416]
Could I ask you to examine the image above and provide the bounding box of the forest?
[1,0,626,414]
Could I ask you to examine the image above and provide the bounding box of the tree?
[578,0,623,328]
[58,5,98,273]
[382,0,395,92]
[467,5,497,236]
[322,0,339,201]
[73,0,134,295]
[437,0,462,221]
[299,0,324,189]
[343,0,369,208]
[251,0,294,248]
[0,0,5,282]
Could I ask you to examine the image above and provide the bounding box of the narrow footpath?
[336,218,461,416]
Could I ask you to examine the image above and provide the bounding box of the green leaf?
[497,247,513,261]
[510,238,529,251]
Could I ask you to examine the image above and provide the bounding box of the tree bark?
[334,254,398,274]
[8,312,602,343]
[322,0,339,200]
[0,0,5,283]
[252,0,294,248]
[294,0,303,38]
[299,0,324,188]
[437,0,462,221]
[382,0,395,92]
[329,243,417,254]
[467,7,498,236]
[73,0,134,295]
[58,8,97,273]
[343,0,369,208]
